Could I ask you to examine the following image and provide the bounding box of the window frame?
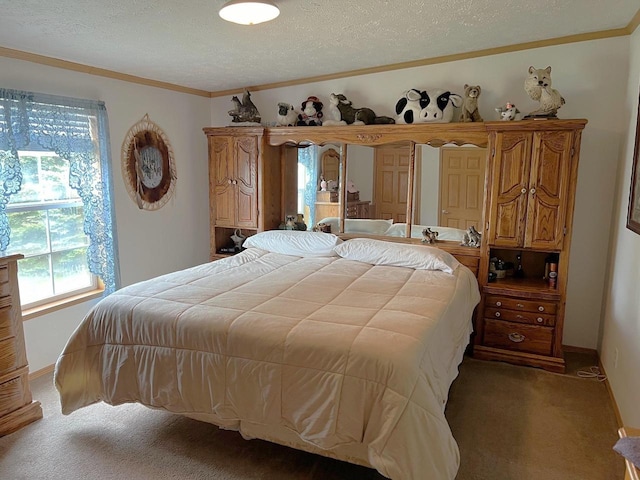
[6,150,99,310]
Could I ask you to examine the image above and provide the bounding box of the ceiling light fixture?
[219,0,280,25]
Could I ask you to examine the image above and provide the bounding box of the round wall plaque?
[121,114,176,210]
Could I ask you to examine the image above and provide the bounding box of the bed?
[54,232,480,480]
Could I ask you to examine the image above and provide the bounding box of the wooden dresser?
[0,254,42,435]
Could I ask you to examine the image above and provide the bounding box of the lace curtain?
[297,146,318,227]
[0,88,120,294]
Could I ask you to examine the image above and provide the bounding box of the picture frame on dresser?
[626,84,640,235]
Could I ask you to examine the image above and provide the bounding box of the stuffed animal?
[524,66,565,117]
[322,93,394,126]
[276,102,298,126]
[460,84,483,122]
[227,89,261,124]
[421,227,439,244]
[296,96,323,126]
[495,102,520,121]
[322,93,347,126]
[395,89,463,124]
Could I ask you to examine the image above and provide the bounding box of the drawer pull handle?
[495,312,501,318]
[517,303,524,308]
[536,317,543,323]
[495,301,502,307]
[538,306,545,312]
[516,314,524,319]
[508,333,525,343]
[521,188,527,195]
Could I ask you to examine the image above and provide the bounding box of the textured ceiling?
[0,0,637,94]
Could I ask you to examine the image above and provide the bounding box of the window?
[5,151,96,307]
[0,89,119,308]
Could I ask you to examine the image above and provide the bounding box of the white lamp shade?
[219,0,280,25]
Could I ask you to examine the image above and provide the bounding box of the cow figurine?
[395,88,463,124]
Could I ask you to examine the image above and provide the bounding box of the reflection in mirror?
[295,144,343,230]
[295,141,486,242]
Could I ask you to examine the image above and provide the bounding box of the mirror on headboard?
[275,124,488,241]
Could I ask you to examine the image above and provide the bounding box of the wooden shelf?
[485,277,561,297]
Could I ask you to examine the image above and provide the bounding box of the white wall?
[600,27,640,427]
[212,37,630,350]
[0,56,211,372]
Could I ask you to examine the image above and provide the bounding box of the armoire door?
[487,132,532,247]
[211,136,235,227]
[524,131,573,250]
[234,136,258,228]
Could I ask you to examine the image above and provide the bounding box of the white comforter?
[55,248,480,480]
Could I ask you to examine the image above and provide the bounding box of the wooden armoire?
[473,119,587,373]
[203,127,288,260]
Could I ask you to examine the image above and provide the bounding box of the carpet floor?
[0,353,624,479]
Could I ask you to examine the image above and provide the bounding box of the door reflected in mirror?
[296,142,486,242]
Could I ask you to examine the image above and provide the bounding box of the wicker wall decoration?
[121,114,176,210]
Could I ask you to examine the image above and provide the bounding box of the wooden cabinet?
[204,127,284,260]
[210,134,258,228]
[0,255,42,436]
[474,120,587,373]
[487,129,574,250]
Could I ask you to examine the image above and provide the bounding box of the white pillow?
[317,217,393,235]
[242,230,343,257]
[333,238,460,273]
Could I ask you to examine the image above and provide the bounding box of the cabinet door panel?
[525,131,572,249]
[234,136,258,228]
[211,137,235,226]
[488,132,532,247]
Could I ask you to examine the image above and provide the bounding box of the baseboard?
[562,344,598,355]
[597,359,624,428]
[29,364,54,381]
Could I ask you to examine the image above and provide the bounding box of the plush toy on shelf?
[322,93,395,126]
[395,88,463,124]
[495,102,520,121]
[460,84,483,122]
[276,102,299,126]
[296,96,324,126]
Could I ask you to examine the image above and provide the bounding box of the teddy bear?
[524,66,565,117]
[460,84,483,122]
[296,96,323,126]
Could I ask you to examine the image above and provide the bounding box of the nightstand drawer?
[484,319,553,356]
[485,295,557,314]
[485,307,555,326]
